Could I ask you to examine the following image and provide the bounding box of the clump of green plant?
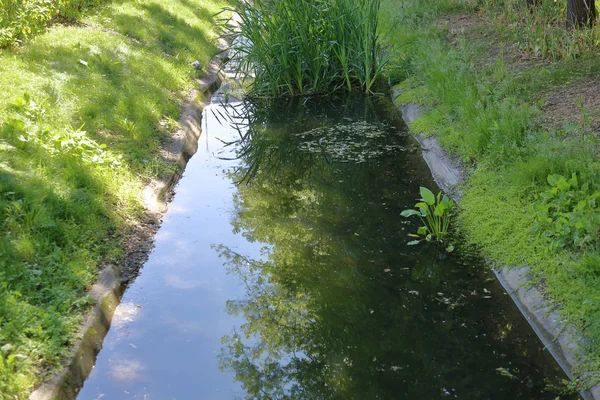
[220,0,390,97]
[535,173,600,250]
[0,0,107,48]
[401,186,455,251]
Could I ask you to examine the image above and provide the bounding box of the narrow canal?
[77,93,575,399]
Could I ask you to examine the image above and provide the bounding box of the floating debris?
[496,367,517,380]
[294,121,404,163]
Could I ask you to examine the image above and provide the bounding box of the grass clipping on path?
[0,0,227,396]
[222,0,389,97]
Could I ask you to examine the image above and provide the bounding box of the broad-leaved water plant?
[401,187,455,251]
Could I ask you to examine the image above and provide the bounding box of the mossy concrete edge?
[392,91,600,400]
[29,53,228,400]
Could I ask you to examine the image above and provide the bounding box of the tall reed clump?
[220,0,389,97]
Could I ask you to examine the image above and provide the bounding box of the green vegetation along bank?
[0,0,228,397]
[379,0,600,390]
[224,0,388,96]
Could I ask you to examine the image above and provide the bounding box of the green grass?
[479,0,600,60]
[0,0,228,397]
[0,0,107,48]
[380,0,600,388]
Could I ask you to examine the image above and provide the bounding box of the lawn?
[0,0,228,396]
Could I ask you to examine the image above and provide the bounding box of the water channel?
[77,93,575,399]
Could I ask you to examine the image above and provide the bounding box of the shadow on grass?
[17,0,220,168]
[0,0,227,394]
[0,136,120,382]
[110,1,217,58]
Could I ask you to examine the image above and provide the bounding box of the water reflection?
[214,95,575,399]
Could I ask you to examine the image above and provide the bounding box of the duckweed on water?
[295,122,405,163]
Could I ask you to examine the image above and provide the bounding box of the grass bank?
[380,0,600,389]
[0,0,227,396]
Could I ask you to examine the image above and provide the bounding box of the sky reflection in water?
[77,94,574,400]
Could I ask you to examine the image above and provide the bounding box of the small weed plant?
[401,187,455,251]
[535,173,600,250]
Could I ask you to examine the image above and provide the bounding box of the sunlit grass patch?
[0,0,228,396]
[480,0,600,60]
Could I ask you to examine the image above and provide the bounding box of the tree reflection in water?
[211,95,573,400]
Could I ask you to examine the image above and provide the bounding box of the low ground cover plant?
[401,186,455,251]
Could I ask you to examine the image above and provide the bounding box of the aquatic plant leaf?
[417,226,427,235]
[434,202,447,217]
[420,187,435,205]
[414,202,428,210]
[400,209,420,217]
[495,367,516,380]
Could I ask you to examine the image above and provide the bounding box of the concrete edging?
[393,91,600,400]
[29,53,227,400]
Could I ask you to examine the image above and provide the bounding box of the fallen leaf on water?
[496,367,516,379]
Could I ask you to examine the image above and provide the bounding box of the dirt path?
[439,13,600,135]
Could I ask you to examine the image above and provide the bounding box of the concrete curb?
[392,91,600,399]
[29,53,227,400]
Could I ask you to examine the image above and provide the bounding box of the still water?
[77,94,574,399]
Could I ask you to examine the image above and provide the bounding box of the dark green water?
[78,94,575,399]
[216,95,574,399]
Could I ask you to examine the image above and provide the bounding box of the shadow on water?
[212,94,578,400]
[75,93,577,399]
